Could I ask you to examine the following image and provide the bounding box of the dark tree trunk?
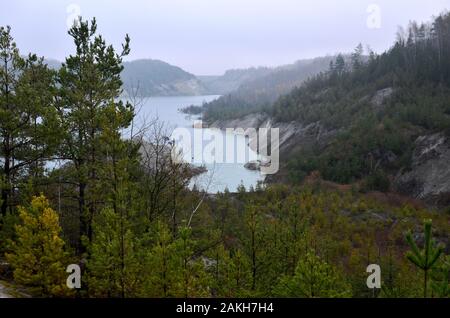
[1,155,10,217]
[78,182,87,253]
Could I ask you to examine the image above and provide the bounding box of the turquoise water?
[135,95,265,193]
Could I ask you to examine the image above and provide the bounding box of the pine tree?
[351,43,364,70]
[430,255,449,298]
[243,204,263,291]
[57,17,133,251]
[405,219,444,298]
[273,251,351,298]
[143,221,178,297]
[85,86,144,296]
[210,244,233,297]
[86,207,142,297]
[174,226,211,297]
[5,195,72,297]
[142,222,211,297]
[329,61,335,74]
[229,249,252,296]
[0,26,58,219]
[210,245,253,297]
[334,54,346,76]
[86,120,143,297]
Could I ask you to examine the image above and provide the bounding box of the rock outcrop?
[371,87,394,107]
[209,113,337,180]
[395,133,450,206]
[211,113,450,207]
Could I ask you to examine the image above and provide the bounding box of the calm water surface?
[135,95,265,193]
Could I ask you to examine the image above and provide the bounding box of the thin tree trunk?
[251,230,256,291]
[0,150,10,216]
[424,269,428,298]
[79,182,87,252]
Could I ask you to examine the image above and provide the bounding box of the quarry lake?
[135,95,265,193]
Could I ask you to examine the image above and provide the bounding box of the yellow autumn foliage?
[5,195,73,297]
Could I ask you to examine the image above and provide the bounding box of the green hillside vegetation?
[201,57,335,122]
[270,13,450,191]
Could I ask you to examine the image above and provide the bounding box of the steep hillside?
[201,57,336,121]
[212,13,450,207]
[198,67,272,94]
[121,59,209,96]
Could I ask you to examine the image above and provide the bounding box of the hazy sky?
[1,0,449,75]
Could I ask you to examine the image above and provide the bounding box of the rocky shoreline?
[207,112,450,207]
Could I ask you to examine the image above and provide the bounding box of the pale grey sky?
[1,0,449,75]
